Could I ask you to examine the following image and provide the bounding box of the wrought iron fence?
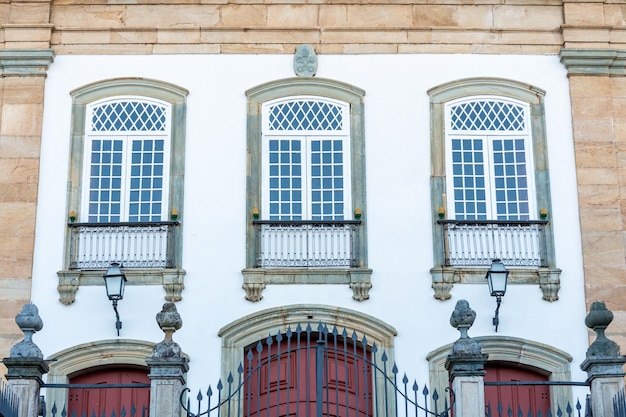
[253,220,361,268]
[484,380,590,417]
[437,220,548,267]
[41,382,151,417]
[68,221,179,269]
[182,322,452,417]
[485,401,585,417]
[615,388,626,417]
[43,403,149,417]
[0,380,18,417]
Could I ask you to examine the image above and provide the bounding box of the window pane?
[128,139,166,221]
[450,138,487,220]
[267,139,302,220]
[491,138,530,219]
[87,139,123,223]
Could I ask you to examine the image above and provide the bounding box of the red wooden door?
[68,367,150,416]
[484,365,550,416]
[245,336,372,417]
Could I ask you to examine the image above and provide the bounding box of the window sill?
[56,268,186,305]
[241,267,372,302]
[430,266,561,302]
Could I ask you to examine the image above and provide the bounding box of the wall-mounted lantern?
[103,262,126,336]
[485,259,509,332]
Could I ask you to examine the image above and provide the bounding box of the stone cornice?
[559,48,626,76]
[0,49,55,77]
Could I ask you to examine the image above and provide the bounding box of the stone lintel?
[242,267,372,302]
[0,49,54,77]
[56,269,186,304]
[430,266,562,301]
[560,48,626,76]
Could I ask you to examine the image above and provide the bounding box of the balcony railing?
[68,221,179,269]
[438,219,548,267]
[253,220,361,268]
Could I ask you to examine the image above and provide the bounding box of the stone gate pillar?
[2,304,49,417]
[146,302,189,417]
[445,300,488,417]
[580,301,626,417]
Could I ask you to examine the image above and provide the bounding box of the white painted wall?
[31,53,588,395]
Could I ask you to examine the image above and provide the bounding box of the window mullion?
[303,136,311,220]
[485,136,496,220]
[121,136,132,222]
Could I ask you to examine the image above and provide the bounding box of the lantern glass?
[486,259,509,297]
[103,263,126,301]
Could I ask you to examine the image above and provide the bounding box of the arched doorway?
[244,328,372,417]
[68,366,150,416]
[44,339,155,415]
[219,305,398,417]
[427,336,573,412]
[484,363,550,416]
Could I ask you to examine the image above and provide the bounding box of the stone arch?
[219,304,396,366]
[219,304,397,416]
[426,336,573,412]
[44,339,154,412]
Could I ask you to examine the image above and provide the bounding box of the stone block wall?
[1,0,626,372]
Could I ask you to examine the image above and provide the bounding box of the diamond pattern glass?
[92,101,166,132]
[268,100,343,131]
[450,100,525,131]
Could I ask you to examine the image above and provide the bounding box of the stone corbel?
[430,267,458,300]
[242,269,267,302]
[538,268,561,302]
[162,271,185,302]
[348,269,372,301]
[56,270,81,305]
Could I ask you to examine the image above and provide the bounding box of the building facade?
[0,0,624,414]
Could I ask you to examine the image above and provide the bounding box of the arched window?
[444,97,535,221]
[57,78,188,304]
[428,78,560,300]
[261,97,352,221]
[82,97,172,223]
[243,79,371,302]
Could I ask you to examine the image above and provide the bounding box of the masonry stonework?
[2,0,626,382]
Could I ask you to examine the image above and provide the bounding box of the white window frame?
[444,96,537,221]
[261,96,352,221]
[81,96,172,223]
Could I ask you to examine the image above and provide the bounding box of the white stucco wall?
[31,53,587,396]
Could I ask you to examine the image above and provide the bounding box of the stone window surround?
[44,339,155,415]
[426,336,574,413]
[56,78,188,305]
[242,78,371,302]
[428,78,561,302]
[218,304,397,417]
